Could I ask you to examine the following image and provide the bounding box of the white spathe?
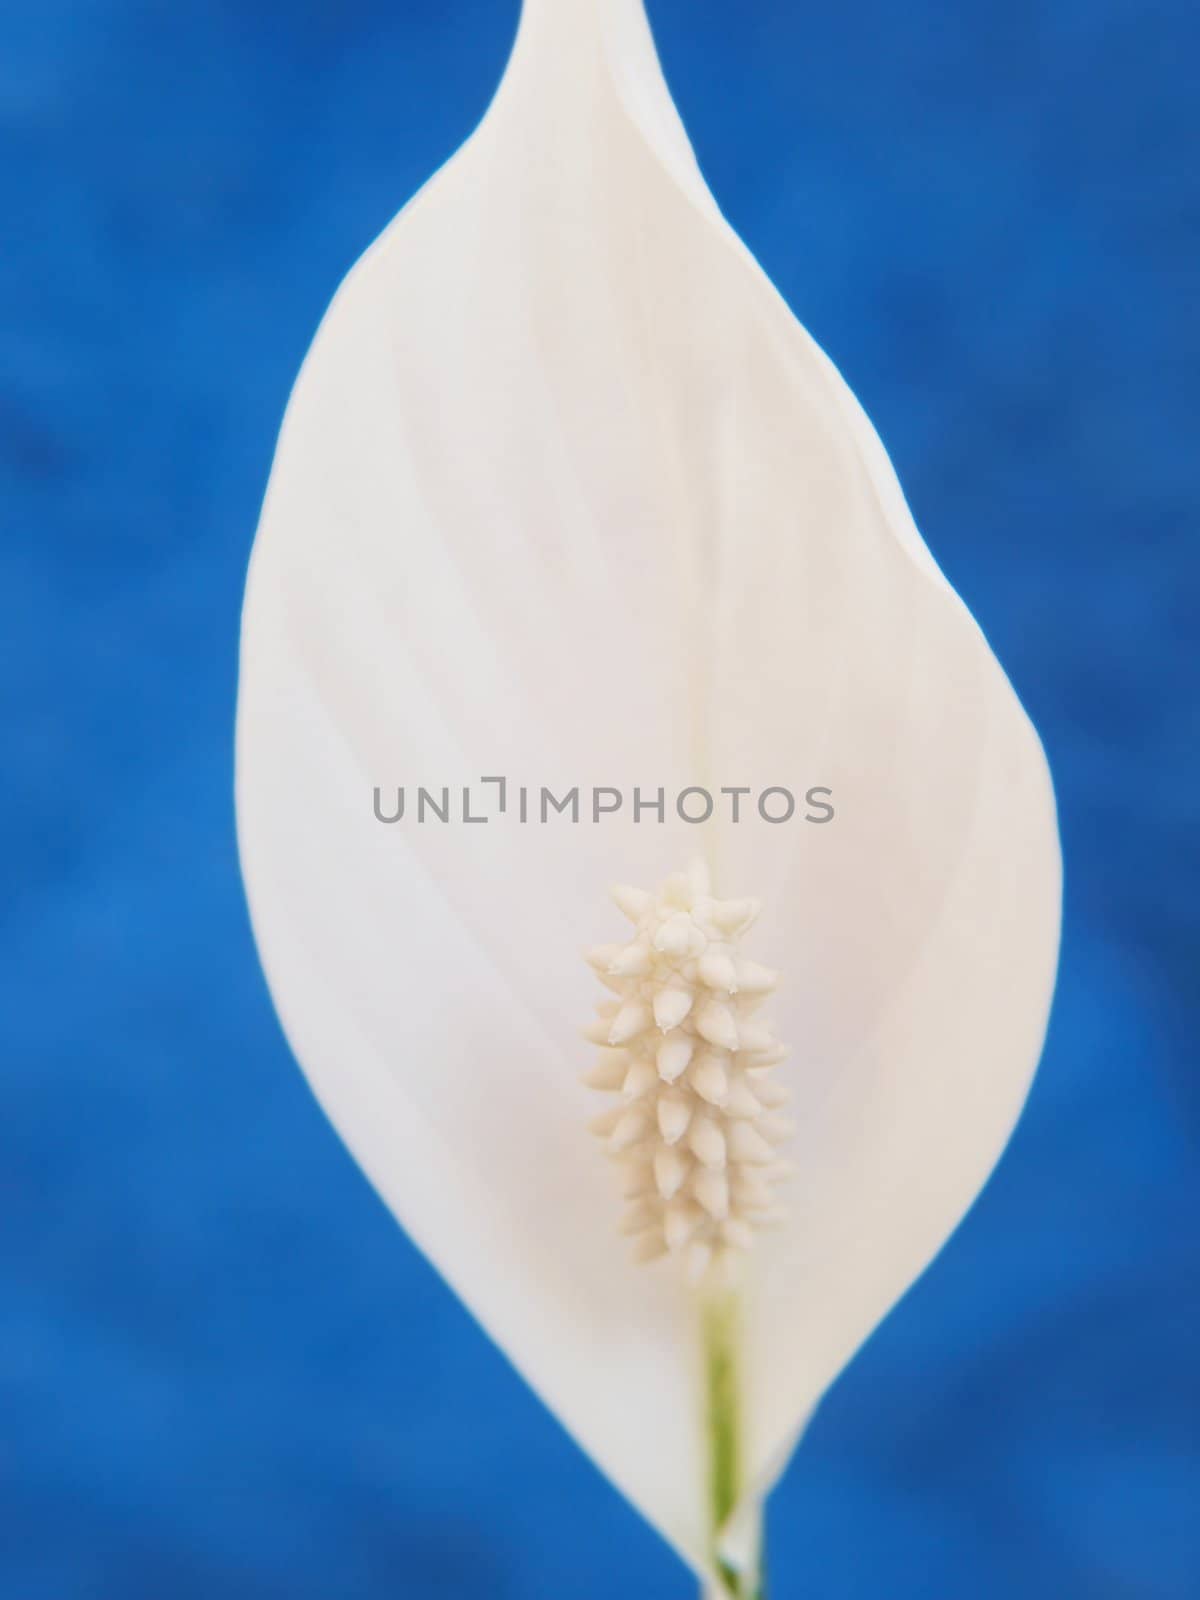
[235,0,1061,1584]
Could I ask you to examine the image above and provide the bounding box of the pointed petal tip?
[611,884,651,922]
[609,1106,652,1152]
[710,897,760,935]
[736,959,778,994]
[622,1059,658,1101]
[608,1000,651,1046]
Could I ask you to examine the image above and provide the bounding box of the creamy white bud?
[620,1200,658,1235]
[727,1122,776,1164]
[631,1231,668,1264]
[736,1019,775,1053]
[664,1199,703,1252]
[654,912,695,957]
[723,1077,764,1120]
[610,1106,653,1151]
[609,1000,652,1045]
[657,1093,693,1144]
[692,1168,730,1220]
[581,1050,628,1090]
[688,1116,727,1169]
[611,884,651,921]
[750,1077,791,1108]
[697,950,738,991]
[622,1059,658,1100]
[609,939,653,977]
[721,1218,755,1252]
[617,1157,654,1198]
[653,985,694,1031]
[736,959,778,994]
[709,897,759,935]
[656,1033,694,1082]
[654,1143,690,1199]
[695,999,739,1051]
[691,1055,730,1106]
[743,1042,787,1067]
[589,1105,625,1138]
[760,1113,797,1144]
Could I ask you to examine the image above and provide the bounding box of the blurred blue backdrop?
[3,1,1197,1596]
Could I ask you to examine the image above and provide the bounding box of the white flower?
[235,1,1061,1594]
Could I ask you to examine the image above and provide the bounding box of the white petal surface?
[236,0,1061,1577]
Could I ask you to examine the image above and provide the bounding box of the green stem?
[702,1293,765,1600]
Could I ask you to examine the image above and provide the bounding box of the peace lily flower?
[235,1,1061,1595]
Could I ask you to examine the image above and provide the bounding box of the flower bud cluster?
[583,862,793,1283]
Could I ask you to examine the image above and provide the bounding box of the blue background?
[3,1,1197,1595]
